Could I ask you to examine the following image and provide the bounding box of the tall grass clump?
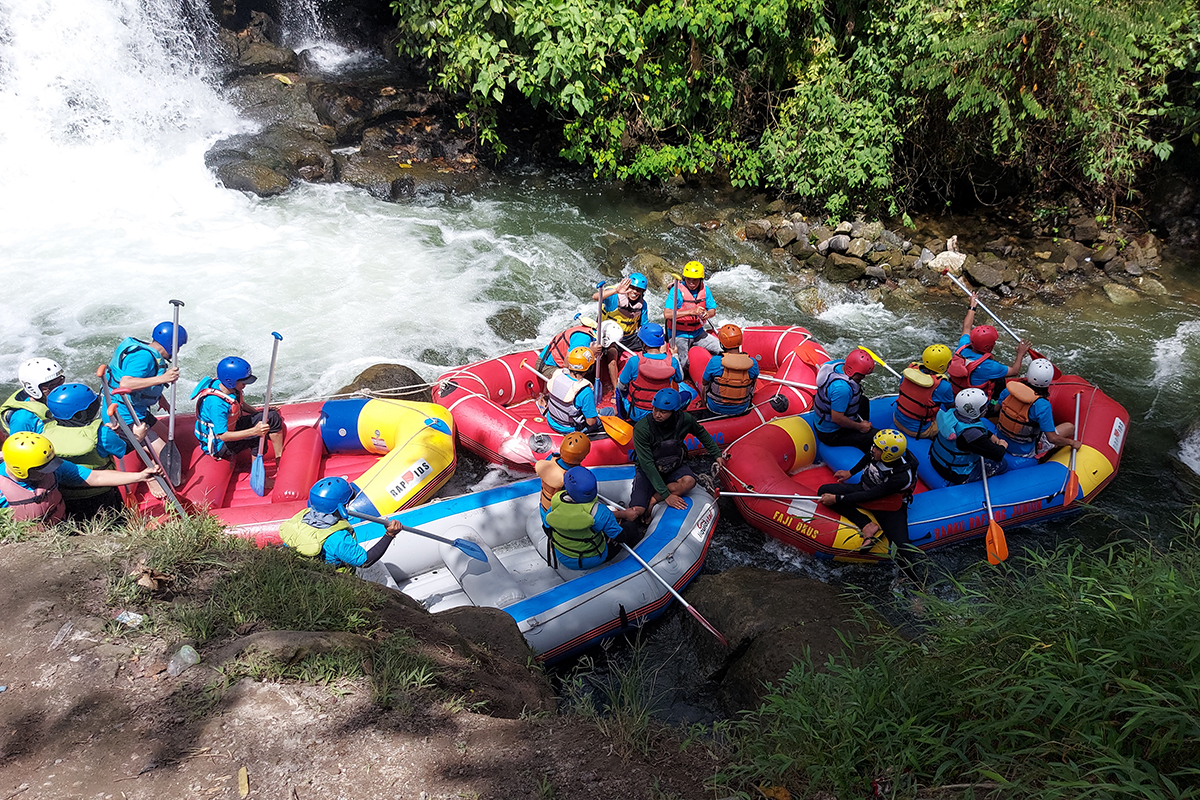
[714,515,1200,799]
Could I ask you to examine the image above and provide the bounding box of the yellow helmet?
[922,344,952,375]
[2,432,57,480]
[872,429,907,462]
[682,260,705,280]
[566,346,596,372]
[559,432,592,465]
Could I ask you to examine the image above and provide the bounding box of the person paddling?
[102,321,187,461]
[192,357,284,462]
[948,295,1030,404]
[279,477,402,568]
[1,358,66,436]
[995,358,1081,469]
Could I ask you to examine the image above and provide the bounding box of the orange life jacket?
[708,352,755,406]
[627,354,678,410]
[997,380,1042,444]
[536,456,570,513]
[895,365,941,430]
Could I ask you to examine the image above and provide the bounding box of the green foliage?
[713,526,1200,798]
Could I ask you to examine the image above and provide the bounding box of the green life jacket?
[0,390,48,434]
[41,417,111,499]
[544,491,606,562]
[279,509,350,557]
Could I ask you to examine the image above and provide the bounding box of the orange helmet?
[566,346,595,372]
[560,432,591,465]
[717,324,743,349]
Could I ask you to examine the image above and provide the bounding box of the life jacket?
[536,455,571,513]
[947,344,993,397]
[929,408,977,478]
[279,509,350,557]
[651,439,686,474]
[191,377,245,457]
[545,369,589,431]
[0,470,65,527]
[813,361,864,425]
[603,294,645,336]
[105,337,167,411]
[544,491,606,564]
[708,352,756,408]
[671,282,708,334]
[41,417,111,499]
[857,451,920,511]
[894,366,941,433]
[626,354,678,411]
[0,390,48,434]
[538,325,595,371]
[997,380,1042,444]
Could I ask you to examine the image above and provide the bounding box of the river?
[3,0,1199,558]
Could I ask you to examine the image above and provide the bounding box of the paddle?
[598,492,728,647]
[97,365,187,517]
[669,273,681,353]
[943,270,1059,375]
[594,280,606,400]
[162,298,185,486]
[1065,392,1081,504]
[250,331,283,497]
[758,374,817,391]
[979,456,1009,564]
[717,490,822,502]
[858,345,903,380]
[518,360,634,445]
[345,508,488,562]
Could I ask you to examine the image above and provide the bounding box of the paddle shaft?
[945,270,1049,361]
[1070,393,1081,473]
[167,299,183,449]
[979,456,1008,563]
[718,490,822,501]
[758,375,817,391]
[105,380,187,516]
[595,281,606,398]
[859,346,903,380]
[258,332,283,457]
[345,509,487,561]
[669,274,680,352]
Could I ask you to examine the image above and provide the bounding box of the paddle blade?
[986,519,1008,564]
[249,455,266,497]
[423,416,452,436]
[161,442,183,487]
[1065,470,1080,506]
[687,605,728,647]
[453,538,489,562]
[600,415,633,445]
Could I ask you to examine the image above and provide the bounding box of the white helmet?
[18,358,65,400]
[1027,358,1055,388]
[599,320,625,348]
[954,387,989,420]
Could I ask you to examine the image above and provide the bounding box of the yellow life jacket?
[41,417,111,499]
[279,509,351,557]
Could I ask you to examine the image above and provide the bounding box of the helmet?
[844,348,875,378]
[2,432,58,480]
[627,273,648,291]
[566,347,595,372]
[18,358,65,400]
[599,320,625,348]
[652,387,684,412]
[308,477,356,516]
[873,429,907,462]
[563,466,598,503]
[969,325,999,354]
[955,387,989,420]
[217,356,256,389]
[717,324,743,349]
[560,432,592,465]
[682,261,705,280]
[921,344,952,375]
[1026,358,1055,388]
[46,384,100,423]
[638,324,666,348]
[152,322,188,356]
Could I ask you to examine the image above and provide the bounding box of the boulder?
[834,221,853,234]
[487,306,540,343]
[335,363,432,402]
[629,253,677,288]
[1137,276,1167,296]
[211,160,290,196]
[825,234,851,254]
[930,250,967,275]
[334,150,415,201]
[224,73,324,127]
[216,13,299,77]
[1061,240,1094,261]
[1093,244,1119,264]
[788,239,817,259]
[964,259,1004,289]
[793,220,811,239]
[1035,262,1058,282]
[810,226,834,244]
[806,254,827,272]
[1103,283,1141,305]
[744,219,772,240]
[824,253,868,282]
[1073,218,1101,243]
[205,123,337,193]
[846,237,870,258]
[774,226,797,248]
[307,81,420,142]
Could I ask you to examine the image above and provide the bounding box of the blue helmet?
[152,322,188,356]
[628,272,648,291]
[217,356,256,389]
[638,323,666,348]
[309,477,356,516]
[652,387,684,412]
[46,383,100,422]
[563,466,598,503]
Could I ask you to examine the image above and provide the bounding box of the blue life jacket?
[929,408,977,477]
[105,337,167,412]
[813,361,864,425]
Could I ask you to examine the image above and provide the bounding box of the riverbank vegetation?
[390,0,1200,217]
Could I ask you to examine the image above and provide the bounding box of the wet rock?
[788,239,817,259]
[336,363,432,401]
[744,219,771,240]
[307,81,418,142]
[806,254,827,272]
[865,265,887,280]
[1093,244,1119,264]
[334,150,414,201]
[774,226,797,247]
[793,220,810,239]
[824,253,867,282]
[1062,240,1094,262]
[1137,276,1167,296]
[1124,262,1143,276]
[206,123,337,193]
[211,159,291,196]
[930,250,967,275]
[360,110,473,165]
[811,226,834,244]
[1035,262,1058,282]
[846,237,870,258]
[964,259,1004,289]
[224,73,324,127]
[1073,218,1101,244]
[629,253,676,288]
[924,237,945,255]
[487,306,540,344]
[823,234,851,254]
[667,204,719,227]
[793,287,824,314]
[216,12,299,77]
[605,238,635,263]
[1103,283,1141,305]
[769,248,800,270]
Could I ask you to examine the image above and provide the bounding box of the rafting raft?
[721,375,1129,560]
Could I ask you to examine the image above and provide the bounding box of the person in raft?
[42,383,146,517]
[544,466,628,570]
[892,344,956,439]
[700,324,759,416]
[615,323,690,422]
[535,431,592,526]
[595,273,650,387]
[2,358,67,437]
[102,320,187,459]
[818,429,923,579]
[947,295,1030,403]
[619,388,725,522]
[0,432,160,529]
[279,477,402,568]
[813,347,877,452]
[543,346,609,435]
[535,314,599,379]
[995,358,1081,469]
[192,356,284,461]
[928,387,1009,487]
[663,260,721,371]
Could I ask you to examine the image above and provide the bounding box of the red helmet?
[844,348,875,377]
[969,325,999,353]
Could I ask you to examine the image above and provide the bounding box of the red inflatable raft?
[434,325,828,470]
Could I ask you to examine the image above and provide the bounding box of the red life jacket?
[540,325,595,371]
[627,354,678,410]
[708,352,755,406]
[947,343,993,396]
[0,470,64,527]
[895,365,941,431]
[671,282,708,334]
